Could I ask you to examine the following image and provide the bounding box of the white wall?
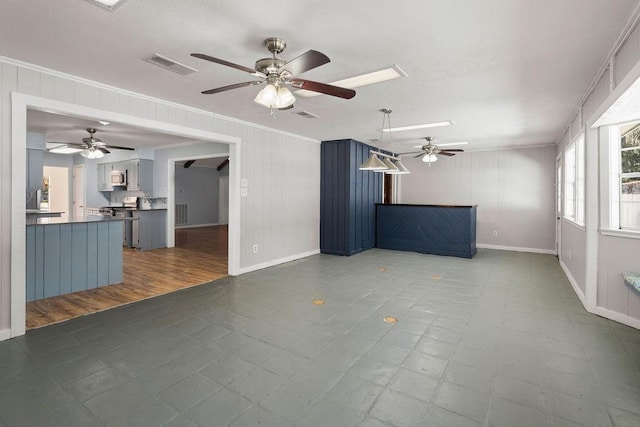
[556,11,640,329]
[175,165,220,226]
[0,56,320,339]
[400,145,556,252]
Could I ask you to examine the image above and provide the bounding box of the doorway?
[12,93,241,338]
[42,166,70,223]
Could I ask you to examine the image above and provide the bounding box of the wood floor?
[26,225,228,330]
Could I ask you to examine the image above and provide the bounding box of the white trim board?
[595,307,640,330]
[11,92,242,340]
[237,249,321,275]
[560,260,589,310]
[175,223,223,229]
[476,244,556,255]
[0,329,11,341]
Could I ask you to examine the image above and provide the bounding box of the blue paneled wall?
[321,139,382,256]
[26,220,124,302]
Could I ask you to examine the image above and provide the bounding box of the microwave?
[110,170,127,186]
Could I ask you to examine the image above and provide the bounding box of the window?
[564,135,585,225]
[618,122,640,230]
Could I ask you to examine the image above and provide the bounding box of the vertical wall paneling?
[1,63,17,327]
[96,222,110,286]
[43,225,60,298]
[320,139,381,256]
[86,223,98,289]
[108,222,123,285]
[71,223,87,292]
[59,224,72,295]
[34,226,44,300]
[614,24,640,87]
[25,227,35,302]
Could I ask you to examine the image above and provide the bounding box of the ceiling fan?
[191,37,356,109]
[402,137,464,166]
[48,128,134,159]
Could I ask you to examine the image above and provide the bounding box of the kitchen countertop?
[27,216,129,225]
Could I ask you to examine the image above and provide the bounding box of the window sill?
[563,218,586,231]
[600,229,640,240]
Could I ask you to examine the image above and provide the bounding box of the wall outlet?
[492,230,498,237]
[252,244,258,253]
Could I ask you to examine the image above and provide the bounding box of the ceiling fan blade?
[438,152,456,156]
[290,78,355,99]
[414,153,425,158]
[97,147,111,154]
[202,81,264,95]
[278,50,330,76]
[191,53,263,76]
[439,149,464,152]
[105,145,135,151]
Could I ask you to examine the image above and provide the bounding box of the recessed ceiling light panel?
[413,141,470,148]
[382,120,455,133]
[49,145,83,154]
[295,65,407,98]
[86,0,129,11]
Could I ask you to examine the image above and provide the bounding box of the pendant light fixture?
[359,108,410,174]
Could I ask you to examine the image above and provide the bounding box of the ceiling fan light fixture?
[422,153,438,163]
[276,86,295,108]
[359,153,387,171]
[80,147,104,159]
[254,83,278,108]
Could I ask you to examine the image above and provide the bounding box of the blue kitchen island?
[376,204,477,258]
[26,217,125,302]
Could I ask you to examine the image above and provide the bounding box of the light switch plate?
[241,178,248,188]
[240,188,248,197]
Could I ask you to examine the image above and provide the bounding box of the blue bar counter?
[376,204,477,258]
[25,218,124,302]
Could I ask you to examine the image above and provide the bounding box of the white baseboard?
[175,223,225,229]
[559,260,589,310]
[476,244,556,255]
[595,307,640,330]
[0,329,12,342]
[238,249,320,275]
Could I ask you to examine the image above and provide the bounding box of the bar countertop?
[375,203,478,208]
[26,216,129,226]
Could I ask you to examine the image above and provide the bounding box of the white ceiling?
[4,0,639,152]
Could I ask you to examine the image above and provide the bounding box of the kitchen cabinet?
[97,163,113,192]
[134,209,166,250]
[97,159,153,193]
[126,159,153,194]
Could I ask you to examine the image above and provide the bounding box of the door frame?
[11,92,241,338]
[556,153,563,257]
[166,154,229,247]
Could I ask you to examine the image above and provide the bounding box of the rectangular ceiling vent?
[144,54,197,76]
[296,111,319,119]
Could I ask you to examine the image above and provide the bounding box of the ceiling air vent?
[295,111,319,119]
[144,54,197,76]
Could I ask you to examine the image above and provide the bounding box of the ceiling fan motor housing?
[255,58,286,76]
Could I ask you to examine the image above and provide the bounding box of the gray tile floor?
[1,249,640,426]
